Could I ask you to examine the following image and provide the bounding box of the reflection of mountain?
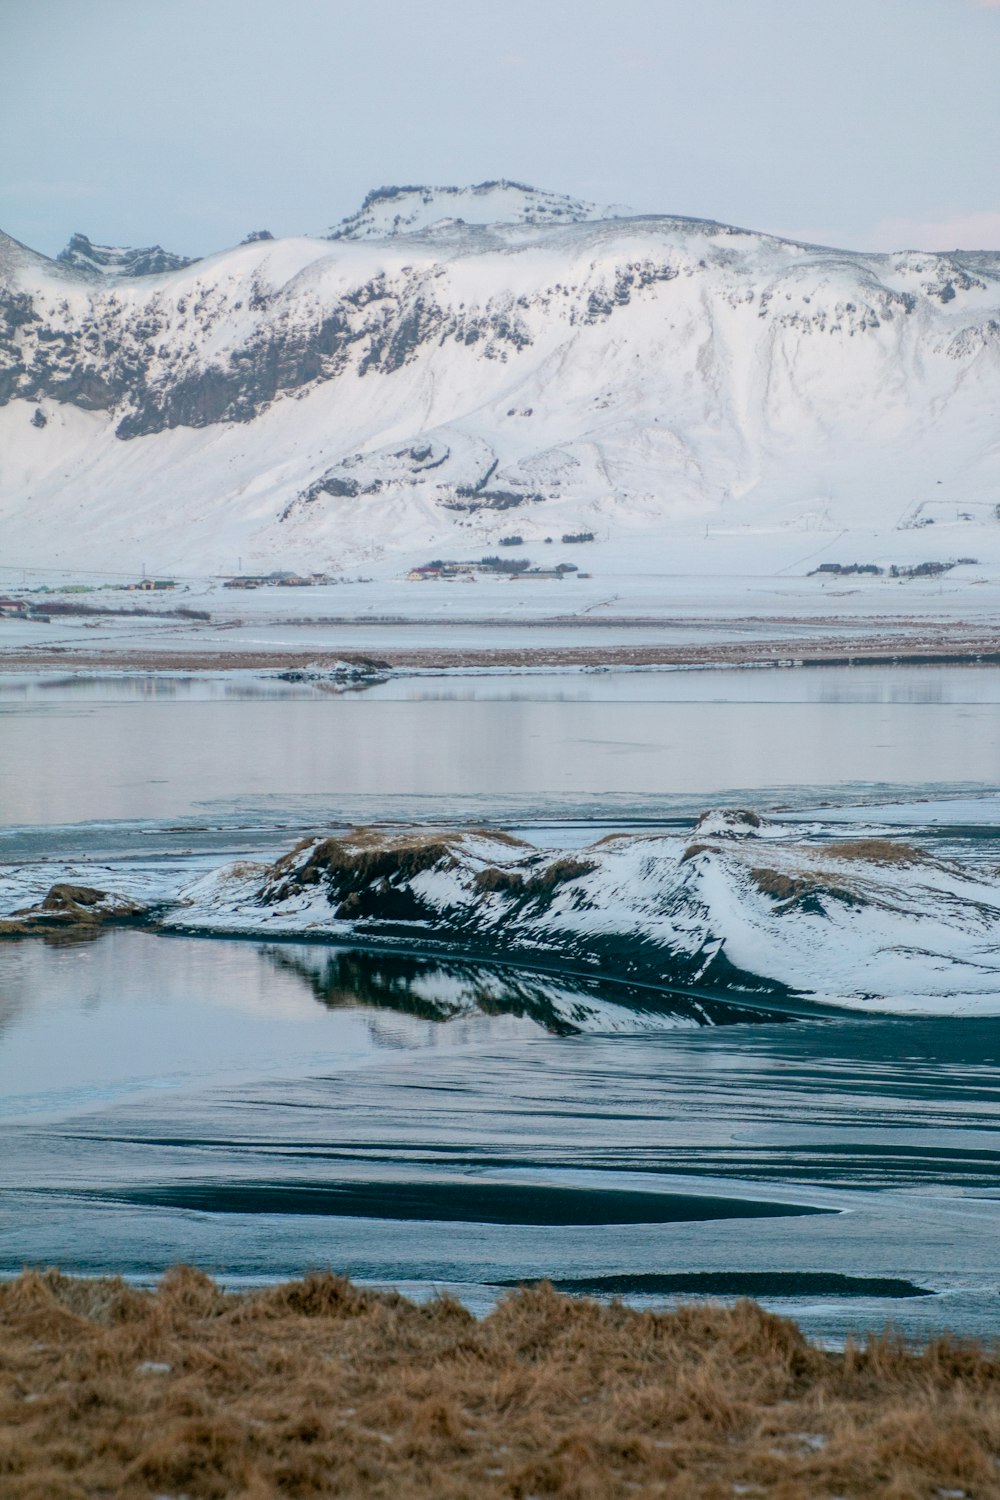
[264,944,782,1035]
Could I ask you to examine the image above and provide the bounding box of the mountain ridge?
[56,232,198,279]
[1,183,999,576]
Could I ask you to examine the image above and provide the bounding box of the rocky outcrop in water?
[0,883,147,939]
[171,816,1000,1014]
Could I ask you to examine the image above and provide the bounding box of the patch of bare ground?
[747,841,934,906]
[474,857,597,901]
[749,868,860,907]
[1,1269,998,1499]
[5,626,1000,674]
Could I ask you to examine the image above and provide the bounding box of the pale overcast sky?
[2,0,999,258]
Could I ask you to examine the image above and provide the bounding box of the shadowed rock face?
[0,263,539,439]
[55,233,197,278]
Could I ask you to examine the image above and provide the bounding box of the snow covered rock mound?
[0,882,147,936]
[172,820,1000,1015]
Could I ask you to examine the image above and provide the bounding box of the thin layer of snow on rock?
[164,820,1000,1014]
[55,233,198,279]
[0,859,180,918]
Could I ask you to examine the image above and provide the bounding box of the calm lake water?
[2,932,1000,1344]
[1,663,999,1343]
[2,664,1000,826]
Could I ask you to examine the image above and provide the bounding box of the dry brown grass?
[0,884,147,939]
[475,858,597,901]
[2,1269,999,1498]
[262,830,470,913]
[824,839,925,866]
[748,867,860,906]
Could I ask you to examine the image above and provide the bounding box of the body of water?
[2,664,1000,826]
[2,932,1000,1344]
[1,662,999,1344]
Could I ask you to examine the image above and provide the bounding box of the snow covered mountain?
[324,180,620,239]
[1,181,999,578]
[55,232,198,278]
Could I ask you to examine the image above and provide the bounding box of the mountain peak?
[56,232,198,279]
[326,180,626,241]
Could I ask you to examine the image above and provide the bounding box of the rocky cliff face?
[324,180,617,239]
[4,206,997,446]
[55,232,198,279]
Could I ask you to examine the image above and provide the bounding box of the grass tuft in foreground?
[1,1267,999,1497]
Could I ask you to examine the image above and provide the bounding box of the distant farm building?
[224,570,324,589]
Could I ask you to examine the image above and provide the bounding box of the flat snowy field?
[3,557,1000,675]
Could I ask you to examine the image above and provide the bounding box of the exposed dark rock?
[274,658,390,689]
[442,489,542,512]
[56,233,197,278]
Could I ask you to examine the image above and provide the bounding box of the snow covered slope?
[1,184,999,580]
[4,811,999,1013]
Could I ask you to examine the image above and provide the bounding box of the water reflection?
[4,663,1000,707]
[0,932,781,1122]
[5,695,1000,825]
[267,944,784,1035]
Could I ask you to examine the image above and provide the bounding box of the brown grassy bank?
[2,1270,999,1498]
[6,627,1000,675]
